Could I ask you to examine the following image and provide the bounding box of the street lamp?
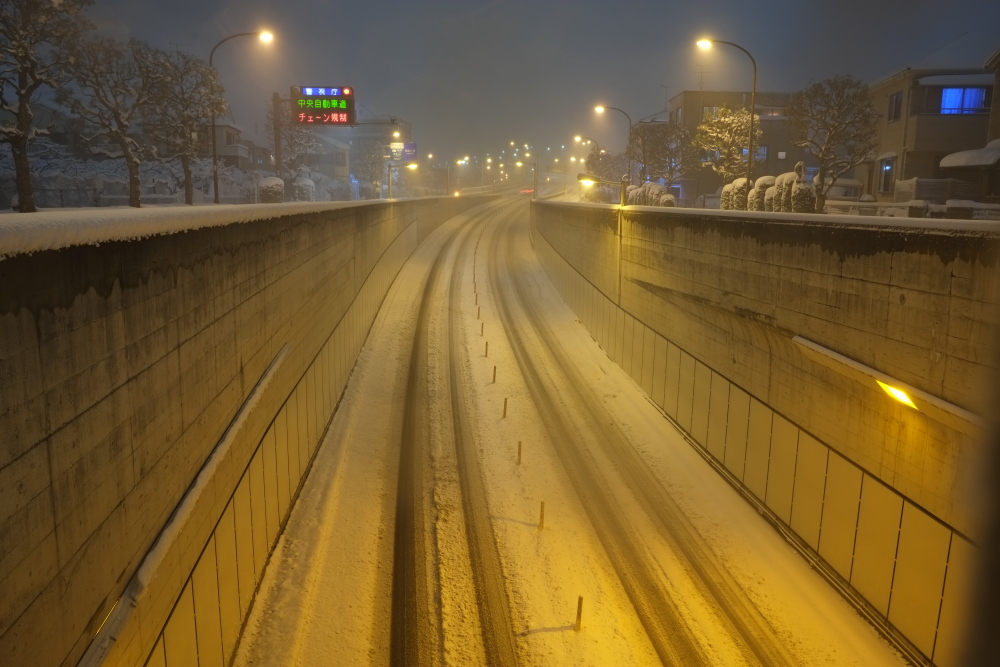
[209,30,273,204]
[387,161,417,199]
[594,104,633,183]
[578,172,630,206]
[697,37,757,200]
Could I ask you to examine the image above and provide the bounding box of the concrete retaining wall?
[0,196,496,667]
[531,200,1000,667]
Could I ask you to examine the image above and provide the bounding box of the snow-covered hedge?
[721,183,733,210]
[731,178,749,211]
[292,176,314,202]
[257,177,284,203]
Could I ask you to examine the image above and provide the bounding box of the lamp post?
[577,172,630,207]
[387,162,417,199]
[594,105,633,184]
[209,31,273,204]
[697,38,757,200]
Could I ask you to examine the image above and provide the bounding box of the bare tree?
[61,38,165,207]
[0,0,93,212]
[694,105,763,194]
[144,51,226,204]
[660,124,699,190]
[265,99,322,179]
[787,75,880,211]
[626,121,674,183]
[353,138,385,198]
[584,144,627,183]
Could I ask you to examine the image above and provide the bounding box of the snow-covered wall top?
[0,200,391,261]
[540,200,1000,235]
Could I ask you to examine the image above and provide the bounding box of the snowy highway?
[232,198,910,667]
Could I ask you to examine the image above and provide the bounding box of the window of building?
[335,152,347,166]
[670,107,683,124]
[702,106,720,121]
[225,131,237,146]
[760,107,785,117]
[777,151,787,160]
[879,157,895,192]
[888,92,902,122]
[940,87,988,114]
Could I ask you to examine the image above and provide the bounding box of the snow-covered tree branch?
[144,51,227,204]
[60,37,166,208]
[0,0,93,211]
[694,105,763,205]
[786,75,880,212]
[265,98,322,180]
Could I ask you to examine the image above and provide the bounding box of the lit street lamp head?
[405,163,418,170]
[594,106,605,113]
[259,31,274,43]
[696,38,712,49]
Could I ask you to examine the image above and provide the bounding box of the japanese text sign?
[291,86,356,125]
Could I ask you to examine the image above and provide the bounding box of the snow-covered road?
[233,198,908,666]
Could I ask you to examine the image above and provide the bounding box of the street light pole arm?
[710,39,758,202]
[603,106,633,130]
[209,32,258,66]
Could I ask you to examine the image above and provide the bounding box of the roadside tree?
[353,138,385,198]
[266,98,322,180]
[694,105,762,204]
[145,51,227,204]
[0,0,93,212]
[62,38,165,208]
[787,75,880,212]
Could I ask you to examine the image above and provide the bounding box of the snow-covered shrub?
[791,161,815,213]
[293,176,315,201]
[721,183,733,210]
[776,172,796,212]
[659,194,675,207]
[731,178,749,210]
[626,184,640,205]
[764,186,777,211]
[753,176,775,211]
[792,180,816,213]
[258,176,284,203]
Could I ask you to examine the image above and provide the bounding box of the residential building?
[937,47,1000,202]
[856,67,994,201]
[665,90,816,204]
[304,135,351,181]
[213,111,250,169]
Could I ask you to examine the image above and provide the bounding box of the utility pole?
[272,92,283,177]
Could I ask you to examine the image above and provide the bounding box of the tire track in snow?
[488,213,799,666]
[390,199,519,666]
[446,204,522,667]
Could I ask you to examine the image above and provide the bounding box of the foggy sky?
[88,0,1000,162]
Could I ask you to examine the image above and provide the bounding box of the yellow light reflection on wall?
[877,380,918,410]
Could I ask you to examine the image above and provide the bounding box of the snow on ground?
[487,213,908,666]
[460,212,663,666]
[233,200,910,667]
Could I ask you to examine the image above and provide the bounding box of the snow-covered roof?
[940,139,1000,168]
[917,73,995,86]
[875,151,897,161]
[0,201,377,261]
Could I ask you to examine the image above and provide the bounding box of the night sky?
[89,0,1000,161]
